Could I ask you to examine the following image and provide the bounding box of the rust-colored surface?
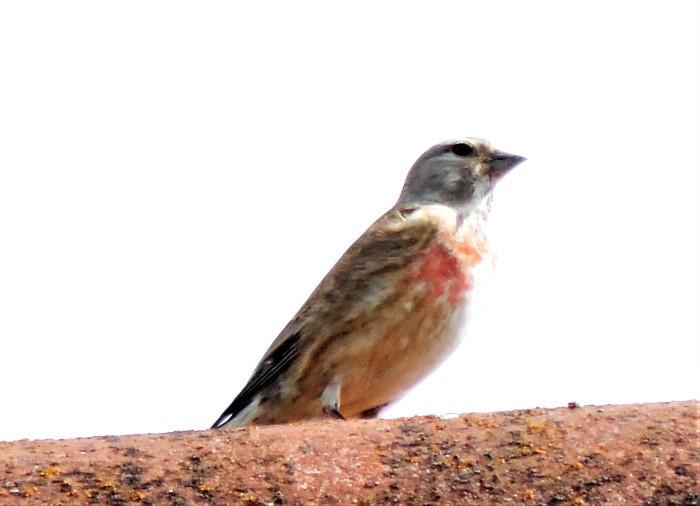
[0,401,697,505]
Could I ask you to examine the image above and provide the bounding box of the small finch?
[212,138,525,428]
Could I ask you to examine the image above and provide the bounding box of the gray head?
[396,138,525,217]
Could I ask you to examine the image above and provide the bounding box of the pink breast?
[412,241,482,308]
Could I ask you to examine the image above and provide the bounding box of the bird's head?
[397,138,525,217]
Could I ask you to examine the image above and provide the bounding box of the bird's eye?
[451,143,474,157]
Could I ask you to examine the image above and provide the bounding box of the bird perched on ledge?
[212,138,525,428]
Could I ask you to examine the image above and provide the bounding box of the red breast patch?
[413,241,482,307]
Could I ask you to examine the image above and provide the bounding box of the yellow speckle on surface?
[522,489,535,500]
[453,457,476,468]
[39,466,61,478]
[130,491,145,501]
[21,486,38,497]
[571,461,584,470]
[238,492,259,502]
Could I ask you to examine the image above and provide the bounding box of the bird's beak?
[489,150,526,179]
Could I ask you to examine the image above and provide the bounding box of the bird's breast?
[410,235,485,308]
[334,234,486,416]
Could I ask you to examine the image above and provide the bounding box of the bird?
[211,138,525,428]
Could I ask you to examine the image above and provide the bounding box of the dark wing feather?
[211,330,302,428]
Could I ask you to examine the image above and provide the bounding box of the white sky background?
[0,0,697,442]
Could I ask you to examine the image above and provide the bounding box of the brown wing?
[211,205,441,427]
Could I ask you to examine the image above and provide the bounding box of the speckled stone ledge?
[1,401,697,505]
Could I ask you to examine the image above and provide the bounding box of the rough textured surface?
[0,401,697,505]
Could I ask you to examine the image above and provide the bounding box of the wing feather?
[211,330,302,428]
